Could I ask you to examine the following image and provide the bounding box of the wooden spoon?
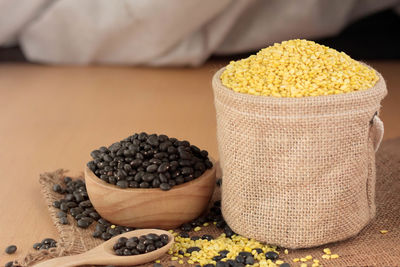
[34,229,174,267]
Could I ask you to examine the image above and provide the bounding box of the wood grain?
[0,60,399,265]
[85,165,216,229]
[34,229,174,267]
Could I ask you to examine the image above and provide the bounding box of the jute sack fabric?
[212,65,387,249]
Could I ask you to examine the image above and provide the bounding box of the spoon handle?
[33,252,101,267]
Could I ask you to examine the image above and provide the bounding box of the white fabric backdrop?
[0,0,398,66]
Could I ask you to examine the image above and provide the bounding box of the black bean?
[41,238,56,245]
[152,178,161,188]
[216,262,228,267]
[101,232,112,240]
[238,252,252,258]
[213,255,224,261]
[160,183,171,191]
[180,223,192,232]
[175,176,184,185]
[60,202,68,211]
[279,264,291,267]
[201,234,214,241]
[33,242,42,250]
[52,184,62,193]
[142,173,155,182]
[147,135,159,146]
[126,240,137,249]
[59,217,69,225]
[156,162,168,173]
[226,259,235,267]
[146,244,156,252]
[181,167,193,175]
[190,236,200,241]
[129,181,139,188]
[253,248,263,254]
[93,230,102,238]
[139,181,150,188]
[158,173,168,183]
[5,245,17,254]
[159,234,169,245]
[79,200,92,208]
[204,264,215,267]
[77,218,91,228]
[5,261,13,267]
[116,180,128,188]
[245,256,255,265]
[219,250,229,257]
[235,255,244,263]
[123,249,132,256]
[52,200,61,208]
[57,211,67,218]
[205,159,213,168]
[187,246,201,253]
[65,194,74,201]
[143,239,154,246]
[154,263,163,267]
[154,241,164,248]
[265,251,279,260]
[179,231,189,238]
[136,243,146,253]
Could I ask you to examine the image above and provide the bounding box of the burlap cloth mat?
[16,138,400,267]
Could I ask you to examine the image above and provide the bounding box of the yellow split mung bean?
[221,39,378,97]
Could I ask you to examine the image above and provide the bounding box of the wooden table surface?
[0,60,399,265]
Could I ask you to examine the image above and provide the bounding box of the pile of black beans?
[32,238,57,250]
[113,233,169,256]
[52,177,134,240]
[87,133,213,190]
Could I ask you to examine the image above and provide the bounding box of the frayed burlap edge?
[15,169,87,267]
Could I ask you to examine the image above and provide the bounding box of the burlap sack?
[212,65,387,249]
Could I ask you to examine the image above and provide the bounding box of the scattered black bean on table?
[87,133,213,190]
[112,233,169,256]
[52,177,134,240]
[32,238,57,250]
[265,251,279,260]
[5,245,17,254]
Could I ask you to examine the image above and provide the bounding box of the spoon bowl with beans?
[34,229,174,267]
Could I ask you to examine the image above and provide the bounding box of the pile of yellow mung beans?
[167,231,284,267]
[164,229,343,267]
[220,39,378,97]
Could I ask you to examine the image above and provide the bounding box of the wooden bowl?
[85,165,216,229]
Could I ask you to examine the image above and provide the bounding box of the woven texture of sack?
[212,65,387,248]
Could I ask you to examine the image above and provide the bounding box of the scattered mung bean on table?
[220,39,378,97]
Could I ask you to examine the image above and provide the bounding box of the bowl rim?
[85,161,216,193]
